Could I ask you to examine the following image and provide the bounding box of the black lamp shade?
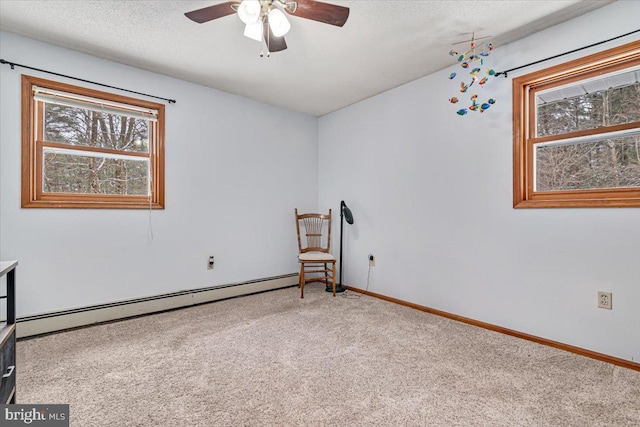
[341,201,354,224]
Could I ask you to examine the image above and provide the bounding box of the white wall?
[319,1,640,362]
[1,2,638,363]
[0,32,318,317]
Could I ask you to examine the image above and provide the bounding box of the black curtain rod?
[495,29,640,78]
[0,58,176,104]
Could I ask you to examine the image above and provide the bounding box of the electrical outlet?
[369,254,375,267]
[598,291,612,309]
[207,256,215,270]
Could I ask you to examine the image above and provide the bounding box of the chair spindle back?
[295,209,332,254]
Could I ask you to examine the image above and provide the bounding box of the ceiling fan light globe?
[268,8,290,37]
[243,21,263,42]
[238,0,261,24]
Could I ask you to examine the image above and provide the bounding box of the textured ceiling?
[0,0,613,116]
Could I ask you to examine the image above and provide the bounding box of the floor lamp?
[327,200,353,293]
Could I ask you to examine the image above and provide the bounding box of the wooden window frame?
[513,40,640,208]
[21,75,165,209]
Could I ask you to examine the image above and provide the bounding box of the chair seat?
[298,252,336,262]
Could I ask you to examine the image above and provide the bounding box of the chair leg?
[299,263,305,299]
[324,263,328,286]
[332,261,337,297]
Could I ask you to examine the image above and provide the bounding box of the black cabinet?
[0,261,17,404]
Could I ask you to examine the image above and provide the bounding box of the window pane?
[44,103,149,153]
[536,68,640,137]
[535,134,640,191]
[43,149,149,195]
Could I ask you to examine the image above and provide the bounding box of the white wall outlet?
[207,256,215,270]
[369,254,375,267]
[598,291,612,309]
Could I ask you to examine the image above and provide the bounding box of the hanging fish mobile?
[448,33,496,116]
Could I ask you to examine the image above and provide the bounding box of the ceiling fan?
[185,0,349,54]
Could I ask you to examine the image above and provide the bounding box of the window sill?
[21,199,164,209]
[513,198,640,209]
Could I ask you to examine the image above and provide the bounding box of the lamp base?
[326,284,346,293]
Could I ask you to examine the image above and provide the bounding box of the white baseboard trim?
[17,274,298,338]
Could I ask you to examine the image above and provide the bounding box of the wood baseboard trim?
[345,286,640,372]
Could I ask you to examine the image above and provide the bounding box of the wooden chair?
[295,208,336,298]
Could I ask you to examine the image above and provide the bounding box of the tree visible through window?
[513,40,640,208]
[22,75,165,208]
[536,75,640,192]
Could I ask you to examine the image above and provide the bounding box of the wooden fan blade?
[185,2,239,24]
[287,0,349,27]
[263,22,288,52]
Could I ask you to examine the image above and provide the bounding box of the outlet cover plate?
[598,291,612,309]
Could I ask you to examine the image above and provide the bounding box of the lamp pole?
[328,200,352,293]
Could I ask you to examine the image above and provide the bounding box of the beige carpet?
[17,284,640,426]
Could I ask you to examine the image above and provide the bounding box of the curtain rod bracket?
[0,59,15,70]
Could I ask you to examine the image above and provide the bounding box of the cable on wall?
[341,259,373,300]
[0,58,176,104]
[494,29,640,78]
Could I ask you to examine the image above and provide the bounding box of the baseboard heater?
[17,273,298,339]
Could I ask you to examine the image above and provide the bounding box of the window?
[513,40,640,208]
[22,75,165,209]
